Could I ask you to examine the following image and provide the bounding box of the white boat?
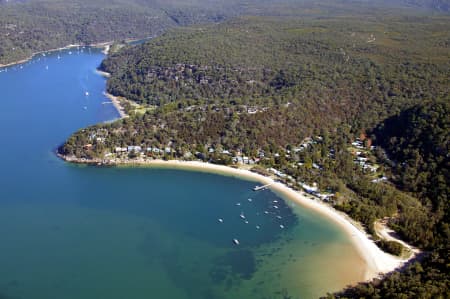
[247,198,252,202]
[280,224,285,229]
[256,225,260,229]
[232,238,240,245]
[218,218,223,223]
[240,213,246,220]
[236,202,241,206]
[85,91,89,96]
[244,220,249,224]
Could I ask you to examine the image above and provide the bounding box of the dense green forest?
[325,100,449,299]
[0,0,448,65]
[60,14,450,298]
[0,0,251,64]
[99,15,449,131]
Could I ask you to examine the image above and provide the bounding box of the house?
[312,163,322,170]
[268,168,285,178]
[115,147,127,153]
[127,146,142,152]
[301,182,318,193]
[372,176,388,183]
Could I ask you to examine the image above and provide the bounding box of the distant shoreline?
[0,42,109,69]
[0,35,152,69]
[58,154,418,283]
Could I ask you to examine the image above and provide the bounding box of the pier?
[253,183,273,191]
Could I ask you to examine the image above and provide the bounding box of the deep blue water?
[0,49,365,299]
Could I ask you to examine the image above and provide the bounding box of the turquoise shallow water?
[0,49,364,299]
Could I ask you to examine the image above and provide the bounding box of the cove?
[0,48,366,299]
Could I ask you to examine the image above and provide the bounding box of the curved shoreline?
[0,36,154,69]
[0,43,106,69]
[59,155,418,282]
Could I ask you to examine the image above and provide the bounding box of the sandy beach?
[103,92,127,118]
[109,159,416,281]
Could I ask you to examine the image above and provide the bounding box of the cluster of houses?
[114,146,174,155]
[97,134,342,202]
[300,182,334,201]
[351,139,379,173]
[266,167,334,201]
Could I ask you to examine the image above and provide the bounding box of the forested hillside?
[60,14,450,298]
[1,0,448,65]
[0,0,249,64]
[327,100,449,299]
[100,15,449,131]
[374,100,449,248]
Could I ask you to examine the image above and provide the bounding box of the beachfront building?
[127,146,142,152]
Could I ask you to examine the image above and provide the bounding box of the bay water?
[0,49,365,299]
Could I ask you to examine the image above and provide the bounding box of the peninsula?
[59,12,449,298]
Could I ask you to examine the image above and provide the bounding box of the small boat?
[236,203,241,206]
[273,200,278,203]
[45,65,49,70]
[85,91,89,96]
[83,106,87,110]
[218,218,223,223]
[264,211,269,214]
[247,198,252,202]
[279,224,285,229]
[240,213,246,220]
[273,205,279,209]
[276,216,282,219]
[256,225,260,229]
[232,239,240,245]
[244,220,249,224]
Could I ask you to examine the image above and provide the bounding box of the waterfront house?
[115,147,127,153]
[127,146,142,152]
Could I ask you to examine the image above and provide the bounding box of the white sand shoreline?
[110,159,416,282]
[102,92,128,119]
